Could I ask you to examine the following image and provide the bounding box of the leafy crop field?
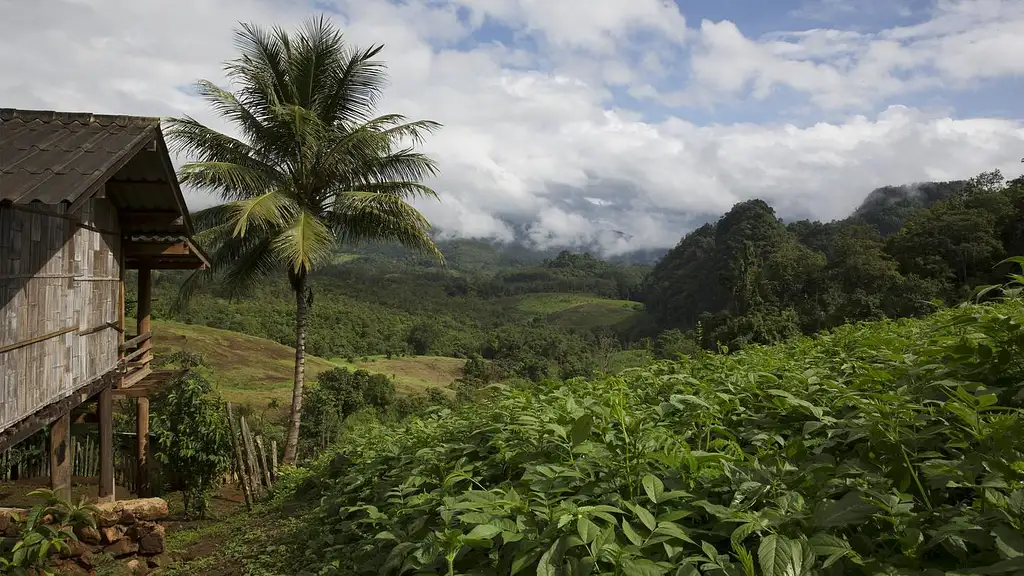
[294,300,1024,575]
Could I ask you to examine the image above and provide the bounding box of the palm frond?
[229,191,297,237]
[165,117,280,201]
[273,209,337,273]
[356,148,441,188]
[328,192,443,263]
[192,80,277,156]
[189,203,237,231]
[177,162,276,201]
[220,235,281,299]
[290,15,348,112]
[230,22,294,110]
[323,42,387,126]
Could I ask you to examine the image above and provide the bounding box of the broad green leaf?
[622,558,669,576]
[811,492,873,529]
[633,505,657,531]
[675,564,700,576]
[593,526,615,552]
[653,521,696,544]
[577,517,600,544]
[643,474,665,504]
[622,520,644,546]
[993,524,1024,558]
[570,414,593,447]
[759,534,796,576]
[538,537,567,576]
[466,524,502,540]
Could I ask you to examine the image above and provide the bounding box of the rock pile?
[2,497,171,574]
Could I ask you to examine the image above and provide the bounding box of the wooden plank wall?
[0,199,121,433]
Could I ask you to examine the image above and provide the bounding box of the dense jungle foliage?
[285,288,1024,576]
[645,171,1024,350]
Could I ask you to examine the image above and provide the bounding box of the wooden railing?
[118,331,153,388]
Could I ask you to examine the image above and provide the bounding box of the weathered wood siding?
[0,199,121,432]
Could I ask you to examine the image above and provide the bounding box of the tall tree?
[167,16,443,464]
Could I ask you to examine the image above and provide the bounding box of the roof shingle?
[0,108,160,205]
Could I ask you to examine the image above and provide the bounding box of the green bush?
[151,372,233,519]
[301,368,398,457]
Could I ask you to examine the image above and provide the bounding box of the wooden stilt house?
[0,108,209,501]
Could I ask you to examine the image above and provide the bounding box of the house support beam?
[137,267,152,370]
[97,385,115,502]
[136,398,150,498]
[49,413,72,502]
[136,267,153,498]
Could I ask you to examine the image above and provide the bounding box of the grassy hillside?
[152,320,462,411]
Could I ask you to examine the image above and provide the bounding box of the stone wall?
[1,497,170,574]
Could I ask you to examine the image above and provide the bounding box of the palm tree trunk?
[283,272,308,465]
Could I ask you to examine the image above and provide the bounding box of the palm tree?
[167,16,443,465]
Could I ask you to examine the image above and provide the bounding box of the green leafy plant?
[0,489,97,576]
[152,372,233,519]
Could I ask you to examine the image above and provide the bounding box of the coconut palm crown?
[166,15,443,464]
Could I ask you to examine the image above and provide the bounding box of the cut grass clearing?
[510,292,640,315]
[330,355,464,396]
[508,293,646,330]
[152,320,462,412]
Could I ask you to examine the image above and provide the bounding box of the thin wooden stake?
[239,417,264,499]
[224,403,253,509]
[270,440,278,482]
[255,437,273,490]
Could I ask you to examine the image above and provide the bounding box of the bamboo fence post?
[270,440,278,481]
[224,403,253,509]
[255,437,273,490]
[239,417,265,499]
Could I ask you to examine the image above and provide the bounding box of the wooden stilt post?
[98,385,115,502]
[135,267,153,498]
[137,267,153,370]
[136,398,150,498]
[49,413,71,502]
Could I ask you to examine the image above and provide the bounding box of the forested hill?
[147,238,652,383]
[148,169,1023,383]
[644,170,1024,350]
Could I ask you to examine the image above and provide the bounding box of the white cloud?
[673,0,1024,111]
[1,0,1022,256]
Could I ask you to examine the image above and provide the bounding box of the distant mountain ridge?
[352,178,969,268]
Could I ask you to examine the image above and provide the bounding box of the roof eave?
[153,124,195,237]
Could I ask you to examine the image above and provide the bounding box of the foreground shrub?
[296,299,1024,575]
[152,372,232,519]
[0,489,97,575]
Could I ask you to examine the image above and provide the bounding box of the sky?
[1,0,1023,254]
